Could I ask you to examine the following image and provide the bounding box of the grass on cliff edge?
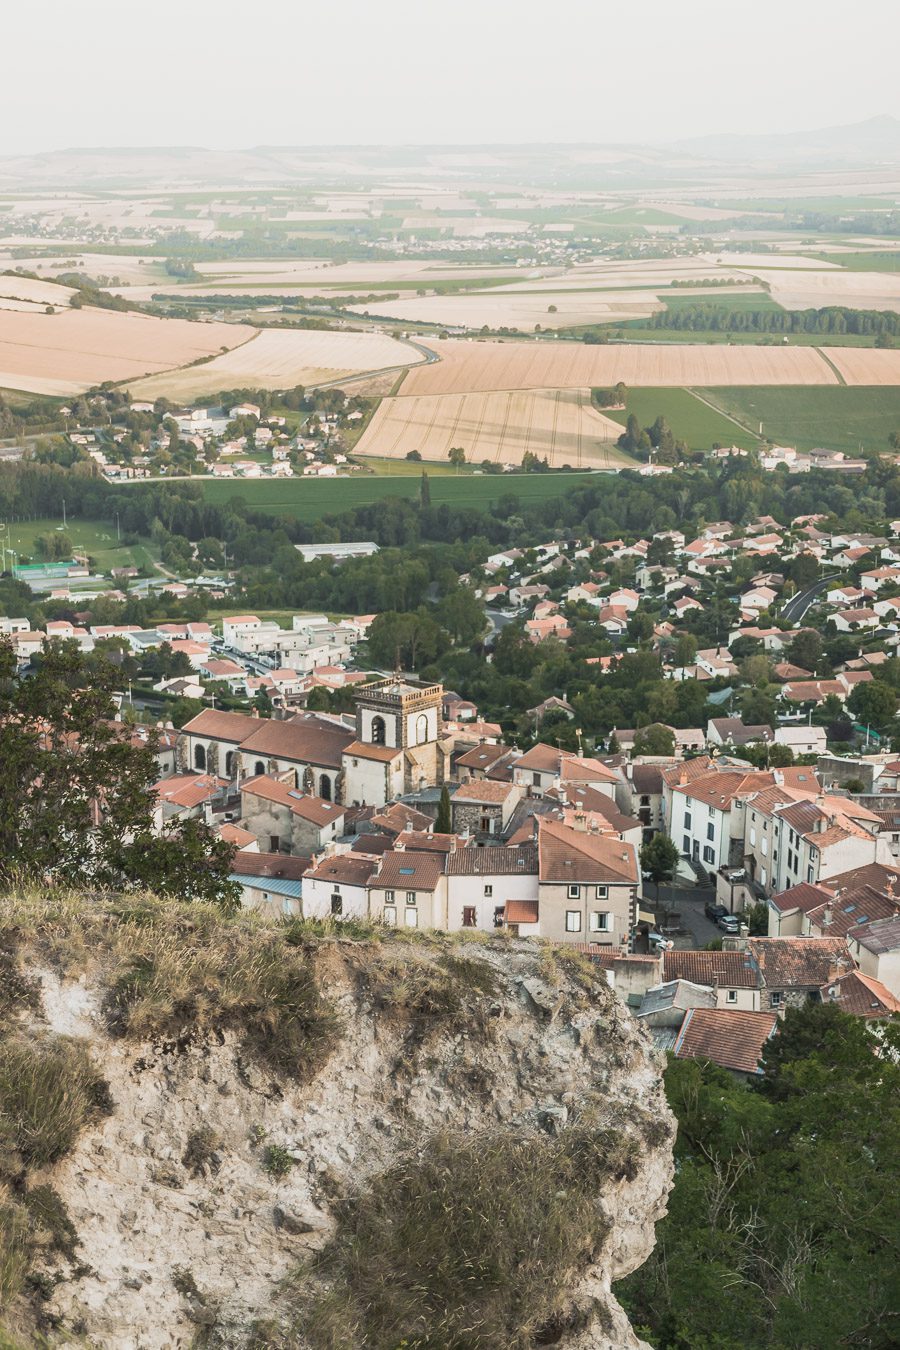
[293,1122,638,1350]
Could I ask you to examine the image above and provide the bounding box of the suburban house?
[536,816,639,947]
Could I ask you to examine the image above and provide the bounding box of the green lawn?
[806,251,900,272]
[698,386,900,453]
[193,471,600,521]
[604,388,760,451]
[0,518,157,573]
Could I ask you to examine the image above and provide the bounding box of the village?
[5,498,900,1080]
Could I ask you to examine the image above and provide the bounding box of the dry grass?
[0,307,246,396]
[294,1120,637,1349]
[355,386,629,469]
[127,327,423,401]
[401,338,840,395]
[0,1035,109,1169]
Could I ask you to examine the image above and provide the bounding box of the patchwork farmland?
[354,387,630,469]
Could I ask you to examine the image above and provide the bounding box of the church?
[178,677,450,810]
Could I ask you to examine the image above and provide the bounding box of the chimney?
[773,769,784,787]
[573,811,586,832]
[822,903,833,930]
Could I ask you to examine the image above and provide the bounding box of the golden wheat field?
[400,339,841,396]
[820,347,900,386]
[126,328,424,400]
[0,308,246,396]
[354,387,629,469]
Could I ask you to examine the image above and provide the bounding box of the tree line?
[649,302,900,338]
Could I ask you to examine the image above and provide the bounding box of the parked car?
[705,902,728,922]
[647,931,674,952]
[717,913,741,934]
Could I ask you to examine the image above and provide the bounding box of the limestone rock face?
[19,941,674,1348]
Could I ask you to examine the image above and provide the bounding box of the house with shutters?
[444,843,539,933]
[536,816,639,947]
[239,775,345,854]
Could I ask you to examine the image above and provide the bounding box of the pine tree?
[419,471,431,508]
[434,783,452,834]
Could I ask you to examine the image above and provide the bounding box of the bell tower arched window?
[416,713,429,745]
[371,715,386,745]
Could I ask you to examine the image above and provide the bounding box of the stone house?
[239,775,345,855]
[451,780,522,838]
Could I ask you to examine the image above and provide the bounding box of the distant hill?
[674,114,900,165]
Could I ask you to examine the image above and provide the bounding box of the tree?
[448,447,466,468]
[405,449,422,461]
[0,639,237,904]
[419,471,431,509]
[787,628,822,673]
[673,633,697,669]
[847,679,897,730]
[640,833,679,901]
[434,784,452,834]
[633,724,676,757]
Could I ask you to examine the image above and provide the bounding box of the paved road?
[781,573,839,626]
[642,882,721,949]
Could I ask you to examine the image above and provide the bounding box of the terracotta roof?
[372,850,445,892]
[456,742,515,771]
[747,937,850,989]
[558,753,619,786]
[538,817,638,885]
[153,774,228,809]
[240,775,343,826]
[674,1009,778,1074]
[505,900,539,923]
[215,823,257,847]
[446,844,538,876]
[663,948,757,989]
[630,764,664,795]
[304,852,379,886]
[824,862,900,894]
[848,915,900,955]
[452,780,516,805]
[769,882,833,915]
[394,830,457,853]
[821,969,900,1018]
[343,739,402,763]
[181,709,259,743]
[371,802,432,835]
[709,718,773,745]
[231,850,310,880]
[807,884,898,937]
[549,785,640,834]
[241,714,354,769]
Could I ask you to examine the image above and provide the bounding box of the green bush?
[295,1123,635,1349]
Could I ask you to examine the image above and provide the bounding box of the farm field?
[126,328,425,400]
[0,307,247,396]
[400,339,841,396]
[190,469,600,522]
[354,387,630,469]
[752,266,900,313]
[348,289,665,329]
[699,386,900,453]
[817,347,900,386]
[604,388,760,451]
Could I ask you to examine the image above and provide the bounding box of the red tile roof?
[820,969,900,1018]
[538,817,638,885]
[674,1009,778,1074]
[505,900,539,923]
[747,937,851,989]
[663,949,757,989]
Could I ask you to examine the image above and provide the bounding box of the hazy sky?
[2,0,898,153]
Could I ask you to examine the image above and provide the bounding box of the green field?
[0,518,157,572]
[604,388,760,451]
[807,251,900,272]
[192,470,600,521]
[352,457,483,477]
[698,386,900,453]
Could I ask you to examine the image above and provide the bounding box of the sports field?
[193,470,600,522]
[698,386,900,453]
[0,518,156,572]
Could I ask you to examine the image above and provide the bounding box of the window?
[595,885,607,899]
[371,715,386,746]
[726,989,737,1005]
[330,894,342,916]
[807,866,815,883]
[385,889,395,902]
[404,907,418,928]
[565,911,582,932]
[770,991,783,1008]
[225,750,235,776]
[683,835,690,853]
[494,906,505,928]
[532,772,542,788]
[567,884,580,899]
[383,905,397,926]
[703,845,715,864]
[762,837,768,856]
[254,761,265,776]
[462,906,477,928]
[269,835,280,853]
[640,796,650,808]
[484,884,493,898]
[750,827,757,847]
[415,713,429,745]
[480,814,496,834]
[194,744,206,771]
[405,891,416,904]
[590,911,611,933]
[684,811,692,830]
[319,774,332,802]
[707,822,715,842]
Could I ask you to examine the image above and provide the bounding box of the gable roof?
[663,948,757,989]
[446,844,538,876]
[769,882,833,916]
[847,915,900,955]
[820,969,900,1018]
[372,850,445,892]
[304,852,380,887]
[747,937,850,989]
[537,817,638,885]
[239,775,343,826]
[674,1009,778,1074]
[181,709,260,743]
[241,713,354,769]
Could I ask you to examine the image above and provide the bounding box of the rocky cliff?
[0,894,673,1348]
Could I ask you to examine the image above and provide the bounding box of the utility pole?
[116,511,120,542]
[62,498,67,529]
